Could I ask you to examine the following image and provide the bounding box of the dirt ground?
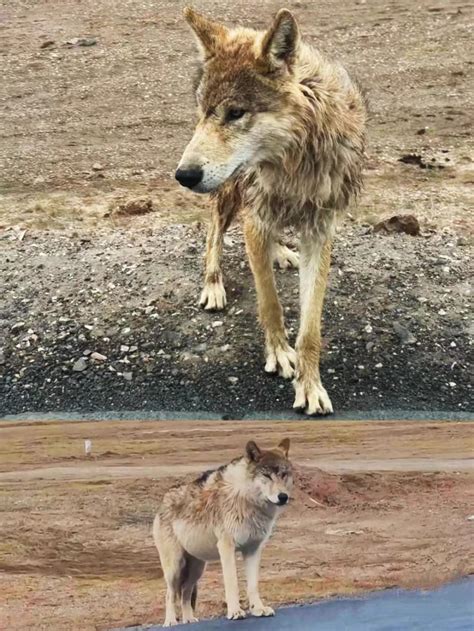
[0,0,473,417]
[0,419,472,630]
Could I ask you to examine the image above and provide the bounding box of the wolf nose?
[175,167,203,189]
[277,493,289,505]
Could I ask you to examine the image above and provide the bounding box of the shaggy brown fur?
[153,439,293,626]
[177,7,367,414]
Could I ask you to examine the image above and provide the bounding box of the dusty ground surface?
[0,419,473,630]
[0,0,473,417]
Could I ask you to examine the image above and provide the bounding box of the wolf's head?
[176,7,301,193]
[244,438,293,507]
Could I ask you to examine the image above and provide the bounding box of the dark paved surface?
[116,579,474,631]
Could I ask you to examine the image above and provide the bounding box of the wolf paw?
[293,379,333,416]
[163,618,178,627]
[227,607,246,620]
[273,243,299,270]
[250,605,275,617]
[265,341,296,379]
[199,279,226,310]
[182,616,199,624]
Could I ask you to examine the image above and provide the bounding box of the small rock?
[393,322,417,345]
[212,321,223,328]
[364,324,373,334]
[66,37,97,47]
[115,198,154,216]
[228,376,239,384]
[40,40,55,49]
[83,349,92,356]
[90,352,107,362]
[120,345,130,353]
[129,345,138,353]
[467,515,474,522]
[416,127,427,135]
[11,322,25,333]
[92,163,104,171]
[72,357,88,372]
[375,363,383,369]
[144,306,154,315]
[220,344,231,352]
[374,215,420,236]
[123,372,133,381]
[0,349,5,365]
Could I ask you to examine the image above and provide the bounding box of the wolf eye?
[264,473,273,480]
[227,108,246,122]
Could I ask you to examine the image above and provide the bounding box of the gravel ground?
[1,223,472,417]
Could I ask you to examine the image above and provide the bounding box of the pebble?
[90,352,107,362]
[120,345,130,353]
[212,321,223,328]
[228,376,239,384]
[364,324,373,333]
[123,372,133,381]
[72,357,87,372]
[393,322,416,345]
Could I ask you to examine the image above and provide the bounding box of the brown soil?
[0,419,472,630]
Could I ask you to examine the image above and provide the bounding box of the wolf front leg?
[244,216,296,379]
[244,546,275,617]
[217,535,246,620]
[199,205,227,310]
[293,230,333,415]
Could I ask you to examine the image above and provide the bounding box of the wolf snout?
[277,492,289,505]
[175,166,203,190]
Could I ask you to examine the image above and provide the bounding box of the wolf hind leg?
[153,515,185,627]
[180,554,206,623]
[272,241,299,270]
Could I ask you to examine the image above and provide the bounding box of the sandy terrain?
[0,419,473,630]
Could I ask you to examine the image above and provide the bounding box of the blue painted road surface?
[119,578,474,631]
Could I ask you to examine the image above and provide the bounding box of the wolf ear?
[245,441,262,462]
[260,9,299,73]
[278,438,290,457]
[184,7,228,59]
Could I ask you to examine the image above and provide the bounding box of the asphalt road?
[117,579,474,631]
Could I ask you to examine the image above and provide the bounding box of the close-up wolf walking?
[176,7,367,415]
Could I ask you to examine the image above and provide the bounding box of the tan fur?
[153,439,293,626]
[178,8,367,414]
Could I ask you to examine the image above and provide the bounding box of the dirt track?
[0,419,473,630]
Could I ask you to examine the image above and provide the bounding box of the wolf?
[153,438,293,626]
[176,7,367,414]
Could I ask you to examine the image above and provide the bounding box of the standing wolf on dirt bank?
[175,8,367,415]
